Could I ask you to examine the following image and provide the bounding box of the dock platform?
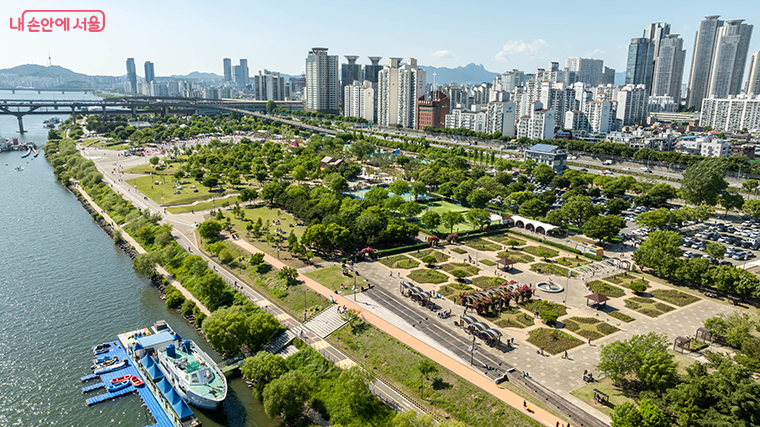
[82,339,185,427]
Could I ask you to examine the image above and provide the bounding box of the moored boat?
[106,380,130,393]
[93,359,127,375]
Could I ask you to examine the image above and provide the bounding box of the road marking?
[256,300,269,308]
[275,313,291,321]
[336,359,357,369]
[310,340,330,350]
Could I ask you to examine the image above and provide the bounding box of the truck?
[603,160,613,165]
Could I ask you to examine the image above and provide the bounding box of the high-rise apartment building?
[364,57,383,86]
[415,91,450,130]
[144,61,155,84]
[616,84,649,125]
[378,58,426,128]
[495,69,525,92]
[305,48,339,114]
[626,38,655,87]
[234,59,249,87]
[254,70,286,101]
[700,95,760,132]
[344,80,375,123]
[708,20,754,99]
[687,16,724,109]
[565,58,605,86]
[746,52,760,95]
[584,100,614,133]
[486,101,516,137]
[341,56,362,110]
[223,58,232,82]
[651,34,686,101]
[126,58,137,93]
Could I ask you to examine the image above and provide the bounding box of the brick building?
[415,91,450,130]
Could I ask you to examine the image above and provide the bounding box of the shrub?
[451,270,467,281]
[165,285,185,308]
[629,282,648,294]
[181,299,196,316]
[540,310,559,325]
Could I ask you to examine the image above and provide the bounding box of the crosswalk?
[304,307,349,338]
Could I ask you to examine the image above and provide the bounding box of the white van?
[603,160,613,165]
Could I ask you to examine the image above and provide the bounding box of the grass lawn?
[331,322,548,427]
[607,272,649,287]
[306,265,372,292]
[608,311,636,323]
[451,247,468,254]
[481,308,535,328]
[570,377,634,418]
[556,257,591,268]
[485,234,526,247]
[411,248,450,263]
[588,280,626,298]
[440,262,480,276]
[127,174,230,205]
[439,283,475,303]
[168,196,244,214]
[124,164,175,175]
[530,263,571,277]
[471,276,503,289]
[408,269,449,284]
[480,259,496,266]
[201,241,330,321]
[423,200,469,214]
[563,317,620,341]
[520,300,568,316]
[526,328,584,355]
[379,254,420,270]
[650,289,700,307]
[464,237,502,252]
[497,251,535,264]
[523,245,559,258]
[624,296,676,317]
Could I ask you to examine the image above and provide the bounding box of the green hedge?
[507,230,603,261]
[376,242,431,257]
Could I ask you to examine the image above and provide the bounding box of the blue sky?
[3,0,760,82]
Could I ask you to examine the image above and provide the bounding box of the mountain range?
[420,63,499,85]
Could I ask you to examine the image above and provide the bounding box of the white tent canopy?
[510,215,559,235]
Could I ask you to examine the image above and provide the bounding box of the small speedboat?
[111,375,132,384]
[93,359,127,375]
[93,343,112,355]
[93,354,116,365]
[107,380,131,393]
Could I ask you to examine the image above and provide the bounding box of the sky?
[2,0,760,82]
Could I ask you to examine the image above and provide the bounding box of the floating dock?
[83,335,199,427]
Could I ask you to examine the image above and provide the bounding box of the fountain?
[536,281,563,293]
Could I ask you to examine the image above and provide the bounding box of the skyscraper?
[626,38,655,87]
[707,20,754,99]
[341,56,362,110]
[234,59,249,87]
[687,16,724,109]
[364,57,383,86]
[305,48,339,114]
[644,22,671,59]
[651,34,686,101]
[377,58,426,128]
[565,58,605,86]
[126,58,137,93]
[746,51,760,95]
[144,61,155,84]
[223,58,232,82]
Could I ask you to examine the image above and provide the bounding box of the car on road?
[579,168,588,172]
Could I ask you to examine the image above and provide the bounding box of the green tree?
[465,208,492,230]
[330,175,349,193]
[638,350,677,393]
[201,305,252,355]
[532,163,556,185]
[277,266,299,286]
[398,201,423,218]
[292,165,307,182]
[287,232,298,252]
[518,198,549,218]
[195,273,227,310]
[411,180,427,201]
[265,100,277,112]
[743,199,760,219]
[198,220,223,241]
[704,311,757,349]
[416,359,438,399]
[132,252,156,277]
[611,399,669,427]
[420,210,441,230]
[632,230,682,276]
[597,332,671,386]
[202,175,219,189]
[636,208,673,229]
[583,215,626,243]
[420,255,438,267]
[719,191,745,215]
[241,351,290,398]
[440,211,465,233]
[742,179,758,195]
[606,197,630,215]
[328,367,378,425]
[681,158,729,206]
[149,156,159,166]
[705,241,727,261]
[389,179,411,196]
[260,182,283,203]
[262,370,310,420]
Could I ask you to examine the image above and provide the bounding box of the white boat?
[130,321,227,409]
[93,359,128,374]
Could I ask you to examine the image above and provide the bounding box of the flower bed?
[650,289,700,307]
[410,248,450,263]
[529,263,571,276]
[441,262,480,276]
[526,328,583,355]
[608,311,636,323]
[624,296,675,317]
[408,269,449,284]
[588,280,626,298]
[378,254,420,269]
[520,300,568,316]
[523,245,559,258]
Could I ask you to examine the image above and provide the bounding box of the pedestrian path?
[304,307,349,338]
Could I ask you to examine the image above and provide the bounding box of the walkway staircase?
[304,307,348,338]
[276,345,300,359]
[261,328,300,354]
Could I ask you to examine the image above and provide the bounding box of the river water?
[0,91,279,427]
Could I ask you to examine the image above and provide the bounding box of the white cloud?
[584,49,607,57]
[430,50,455,59]
[495,39,547,61]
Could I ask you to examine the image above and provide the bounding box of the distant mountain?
[169,71,222,79]
[0,64,90,78]
[419,63,500,85]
